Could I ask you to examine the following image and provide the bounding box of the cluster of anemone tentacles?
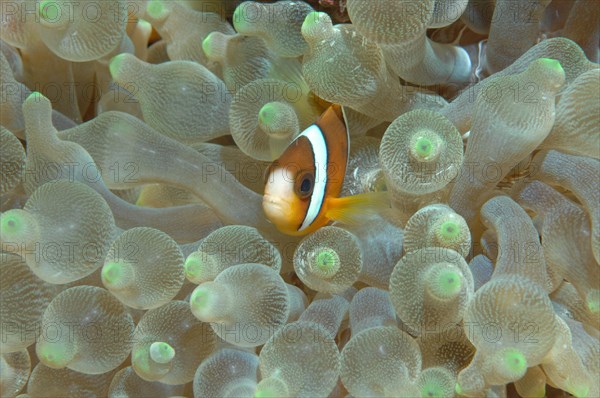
[0,0,599,397]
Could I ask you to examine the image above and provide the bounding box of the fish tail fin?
[325,191,390,225]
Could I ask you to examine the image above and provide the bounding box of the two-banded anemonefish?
[263,104,387,236]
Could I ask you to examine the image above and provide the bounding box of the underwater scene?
[0,0,599,396]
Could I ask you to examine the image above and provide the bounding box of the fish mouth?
[262,195,291,212]
[262,195,293,221]
[262,195,300,235]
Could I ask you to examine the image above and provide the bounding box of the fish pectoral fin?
[325,191,390,225]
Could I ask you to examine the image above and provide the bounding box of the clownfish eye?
[295,172,314,198]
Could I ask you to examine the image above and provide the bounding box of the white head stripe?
[299,124,327,231]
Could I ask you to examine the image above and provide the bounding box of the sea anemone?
[0,0,598,396]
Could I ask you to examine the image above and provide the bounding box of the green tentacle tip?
[302,11,322,29]
[454,383,463,395]
[132,348,151,373]
[149,341,175,364]
[303,11,328,30]
[436,268,462,297]
[259,102,297,138]
[1,212,24,235]
[108,53,127,79]
[537,58,563,73]
[439,220,460,241]
[101,261,126,286]
[414,136,434,158]
[259,103,277,126]
[202,34,215,58]
[586,290,600,313]
[410,131,440,162]
[232,6,241,24]
[232,6,240,20]
[302,11,332,38]
[501,348,527,374]
[191,287,209,309]
[39,343,70,368]
[39,0,59,21]
[313,248,340,277]
[137,19,151,30]
[232,5,252,30]
[570,383,590,398]
[184,254,203,280]
[420,381,444,398]
[255,377,289,398]
[146,0,167,20]
[26,91,44,103]
[254,389,275,398]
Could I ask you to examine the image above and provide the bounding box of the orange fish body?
[263,105,384,236]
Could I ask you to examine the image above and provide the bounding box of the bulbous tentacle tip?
[569,382,590,398]
[37,342,75,369]
[526,57,566,91]
[101,260,134,290]
[22,91,54,133]
[258,101,299,139]
[39,0,62,24]
[537,57,564,73]
[0,209,40,253]
[312,247,341,277]
[184,254,203,281]
[435,268,463,298]
[24,91,47,107]
[455,382,463,395]
[202,33,217,60]
[149,341,175,364]
[108,53,132,80]
[258,103,276,126]
[232,2,265,34]
[146,0,169,21]
[496,347,528,381]
[448,45,473,84]
[301,11,333,40]
[101,261,122,285]
[409,131,443,162]
[438,220,461,240]
[202,31,232,64]
[0,210,27,238]
[255,376,290,398]
[586,290,600,313]
[190,283,228,321]
[231,6,243,30]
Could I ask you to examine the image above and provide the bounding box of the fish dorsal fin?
[315,105,349,195]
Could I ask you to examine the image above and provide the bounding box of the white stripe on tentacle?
[298,124,328,231]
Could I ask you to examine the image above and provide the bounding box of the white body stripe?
[298,124,327,231]
[341,106,350,160]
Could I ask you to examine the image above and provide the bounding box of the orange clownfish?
[263,104,386,236]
